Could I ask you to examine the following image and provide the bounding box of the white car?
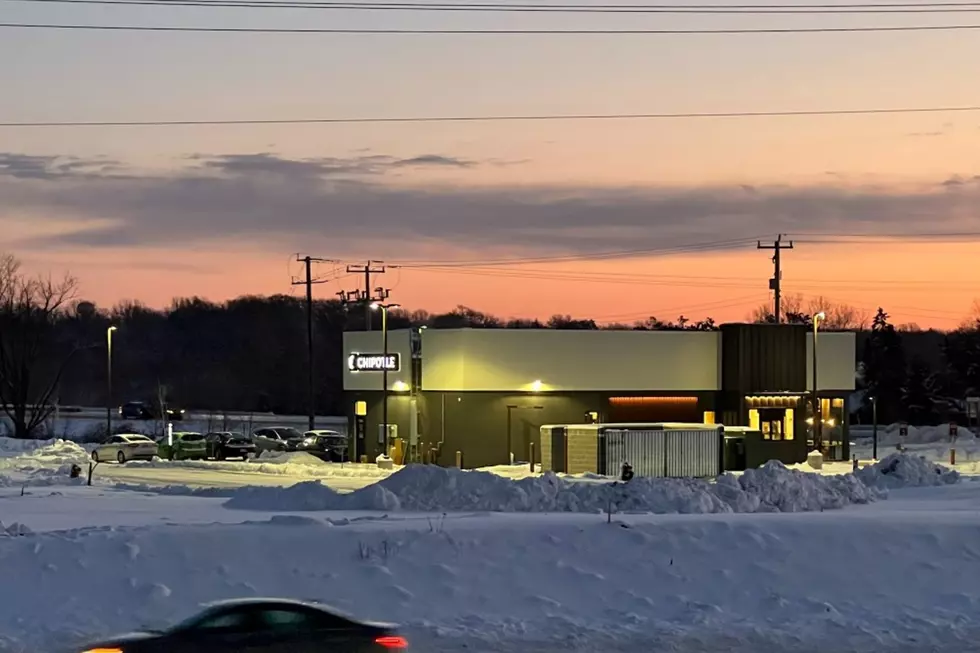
[92,433,159,464]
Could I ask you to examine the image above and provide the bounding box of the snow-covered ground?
[4,479,980,653]
[2,433,980,653]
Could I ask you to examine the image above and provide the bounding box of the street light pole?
[106,326,117,437]
[812,312,825,453]
[372,302,400,457]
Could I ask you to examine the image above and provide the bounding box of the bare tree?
[750,293,805,323]
[805,296,870,330]
[0,255,79,438]
[750,293,868,329]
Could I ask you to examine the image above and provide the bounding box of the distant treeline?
[2,253,977,435]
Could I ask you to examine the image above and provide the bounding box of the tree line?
[0,254,972,437]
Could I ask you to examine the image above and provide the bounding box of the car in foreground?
[78,597,407,653]
[91,434,158,464]
[251,426,306,455]
[205,431,256,460]
[298,429,351,462]
[158,431,207,461]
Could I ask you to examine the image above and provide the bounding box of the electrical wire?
[4,105,980,128]
[6,21,980,33]
[14,0,980,13]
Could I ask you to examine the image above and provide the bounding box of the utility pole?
[345,261,386,331]
[291,255,336,432]
[757,234,794,323]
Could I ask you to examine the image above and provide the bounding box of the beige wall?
[343,329,414,392]
[805,331,857,391]
[421,329,721,392]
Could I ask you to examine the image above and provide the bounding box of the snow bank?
[0,521,32,536]
[856,452,961,489]
[125,453,396,479]
[224,460,883,514]
[0,439,90,468]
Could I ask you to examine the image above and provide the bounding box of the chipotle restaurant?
[342,323,857,469]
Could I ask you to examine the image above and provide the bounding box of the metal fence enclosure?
[602,427,723,478]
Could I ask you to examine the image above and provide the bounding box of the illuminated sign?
[348,353,400,372]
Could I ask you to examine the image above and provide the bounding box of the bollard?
[529,442,535,473]
[455,450,462,468]
[852,455,859,472]
[951,448,957,465]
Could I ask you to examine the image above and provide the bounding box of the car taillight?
[375,636,408,649]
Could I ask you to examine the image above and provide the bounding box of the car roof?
[116,433,150,438]
[306,430,342,434]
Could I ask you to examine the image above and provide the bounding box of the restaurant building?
[342,323,856,469]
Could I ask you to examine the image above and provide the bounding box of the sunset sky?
[4,0,980,329]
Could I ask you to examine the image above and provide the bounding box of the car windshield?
[320,435,347,444]
[273,428,304,439]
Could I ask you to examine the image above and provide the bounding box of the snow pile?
[0,521,32,536]
[856,452,961,489]
[225,461,881,514]
[0,439,90,469]
[737,460,882,511]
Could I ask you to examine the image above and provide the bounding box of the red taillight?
[375,636,408,649]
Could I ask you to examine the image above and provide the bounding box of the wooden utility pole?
[345,261,386,331]
[291,255,335,431]
[757,234,794,323]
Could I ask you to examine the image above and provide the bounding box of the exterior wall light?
[529,380,543,393]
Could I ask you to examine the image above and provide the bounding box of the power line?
[6,20,980,33]
[14,0,980,13]
[4,104,980,128]
[388,237,763,268]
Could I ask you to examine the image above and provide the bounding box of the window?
[757,408,794,441]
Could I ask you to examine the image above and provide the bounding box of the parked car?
[298,430,350,462]
[205,431,256,460]
[251,426,306,455]
[92,433,158,464]
[77,597,407,653]
[119,400,186,421]
[158,431,207,461]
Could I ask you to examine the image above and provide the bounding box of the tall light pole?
[106,326,117,437]
[372,302,400,457]
[812,311,826,453]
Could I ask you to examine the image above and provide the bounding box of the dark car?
[77,597,407,653]
[298,430,351,462]
[120,401,153,420]
[206,431,257,460]
[251,426,306,455]
[119,401,186,422]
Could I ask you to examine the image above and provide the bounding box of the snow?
[222,460,888,514]
[126,450,397,479]
[5,485,980,652]
[0,434,979,653]
[856,452,961,489]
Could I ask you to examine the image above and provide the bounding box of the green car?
[158,432,208,461]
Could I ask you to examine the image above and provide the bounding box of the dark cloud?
[0,153,122,180]
[3,151,980,258]
[184,152,479,178]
